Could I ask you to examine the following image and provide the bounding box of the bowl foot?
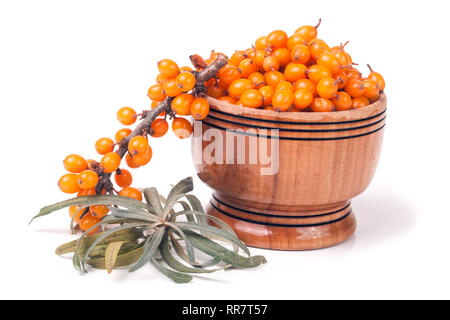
[206,195,356,251]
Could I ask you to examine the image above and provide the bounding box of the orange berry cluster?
[207,20,385,112]
[148,59,211,139]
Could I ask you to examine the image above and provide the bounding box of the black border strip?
[201,121,386,141]
[206,113,386,133]
[210,201,352,228]
[212,194,350,219]
[209,108,387,126]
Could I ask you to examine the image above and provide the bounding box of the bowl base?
[206,195,356,251]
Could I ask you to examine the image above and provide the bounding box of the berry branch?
[95,53,228,195]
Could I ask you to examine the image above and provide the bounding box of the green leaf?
[108,207,160,223]
[55,228,142,256]
[166,177,193,204]
[185,230,266,268]
[143,188,164,216]
[78,223,148,272]
[166,222,196,265]
[169,232,191,264]
[150,258,193,283]
[176,222,250,256]
[129,226,165,273]
[31,195,153,223]
[87,245,144,269]
[185,194,208,225]
[159,232,217,274]
[105,241,126,273]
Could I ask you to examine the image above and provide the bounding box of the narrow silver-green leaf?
[129,226,165,273]
[143,187,164,216]
[166,177,193,204]
[105,241,126,274]
[108,207,160,223]
[185,194,208,225]
[166,222,196,265]
[177,222,250,256]
[185,230,267,269]
[150,258,193,283]
[31,195,153,223]
[159,233,217,274]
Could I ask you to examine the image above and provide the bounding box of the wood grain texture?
[192,94,387,250]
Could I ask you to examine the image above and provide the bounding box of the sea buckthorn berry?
[171,93,194,116]
[316,77,338,99]
[100,152,121,173]
[264,106,274,111]
[77,188,96,197]
[90,205,109,218]
[253,50,266,69]
[204,78,216,88]
[309,39,330,60]
[63,154,88,173]
[295,19,321,42]
[125,153,140,169]
[284,63,307,82]
[275,80,294,93]
[77,170,99,190]
[272,90,294,111]
[229,51,246,66]
[69,205,84,223]
[151,100,166,117]
[95,137,115,155]
[294,79,317,95]
[266,30,288,49]
[79,213,101,235]
[180,66,193,72]
[362,78,380,100]
[116,107,137,125]
[147,84,166,102]
[263,56,280,72]
[259,86,275,106]
[191,97,210,120]
[176,71,196,92]
[273,48,291,67]
[352,96,370,109]
[317,52,341,74]
[115,128,132,143]
[207,85,226,99]
[293,89,314,110]
[290,44,311,65]
[310,97,334,112]
[244,48,257,60]
[151,118,169,138]
[132,146,152,166]
[157,59,179,79]
[345,79,365,98]
[332,92,353,111]
[119,187,143,201]
[334,71,349,89]
[128,136,149,156]
[255,36,267,50]
[287,34,307,51]
[307,65,332,83]
[172,117,193,139]
[229,79,254,99]
[346,68,362,80]
[114,168,133,188]
[218,96,237,104]
[367,65,385,91]
[240,89,263,108]
[248,72,266,89]
[264,71,286,88]
[58,173,80,194]
[238,59,258,78]
[218,65,241,89]
[333,47,352,68]
[163,79,183,97]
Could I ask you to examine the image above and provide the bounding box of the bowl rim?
[206,93,387,123]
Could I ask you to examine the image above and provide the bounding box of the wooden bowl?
[192,94,387,250]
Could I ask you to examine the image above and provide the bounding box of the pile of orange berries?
[206,20,385,112]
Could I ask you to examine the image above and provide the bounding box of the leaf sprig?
[31,177,266,283]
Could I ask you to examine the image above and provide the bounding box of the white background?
[1,0,449,300]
